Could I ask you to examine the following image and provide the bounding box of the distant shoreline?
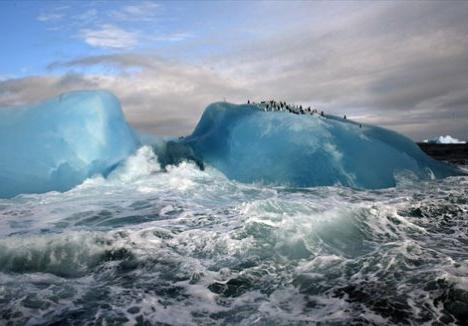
[417,143,468,166]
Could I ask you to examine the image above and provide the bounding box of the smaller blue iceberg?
[0,91,139,198]
[179,102,464,189]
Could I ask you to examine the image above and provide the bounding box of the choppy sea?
[1,147,467,325]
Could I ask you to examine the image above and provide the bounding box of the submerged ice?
[0,91,139,198]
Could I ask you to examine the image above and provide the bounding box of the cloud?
[48,53,169,71]
[79,24,138,49]
[37,5,69,22]
[37,13,64,22]
[153,32,193,42]
[0,74,97,107]
[207,1,468,140]
[75,9,98,23]
[37,2,188,50]
[110,1,160,21]
[0,58,247,136]
[5,2,468,140]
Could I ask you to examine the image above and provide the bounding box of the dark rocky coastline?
[418,143,468,165]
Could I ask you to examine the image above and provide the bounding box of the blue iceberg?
[0,91,464,198]
[0,91,139,198]
[180,102,464,189]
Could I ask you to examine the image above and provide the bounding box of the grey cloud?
[134,118,196,136]
[0,63,247,136]
[48,54,190,74]
[3,2,468,140]
[211,2,468,140]
[0,74,100,107]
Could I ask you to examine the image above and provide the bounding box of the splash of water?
[0,148,467,324]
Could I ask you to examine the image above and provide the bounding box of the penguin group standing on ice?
[247,99,327,118]
[247,100,362,128]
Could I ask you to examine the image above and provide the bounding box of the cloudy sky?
[1,0,468,140]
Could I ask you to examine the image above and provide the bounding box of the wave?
[1,174,467,323]
[1,176,467,324]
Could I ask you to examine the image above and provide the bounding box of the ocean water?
[0,147,467,325]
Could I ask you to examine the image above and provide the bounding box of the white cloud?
[110,1,160,21]
[75,9,98,23]
[37,5,69,22]
[153,32,193,42]
[37,2,189,49]
[79,24,138,49]
[37,12,63,22]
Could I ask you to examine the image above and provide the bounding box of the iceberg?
[423,135,466,144]
[0,92,464,198]
[179,102,464,189]
[0,90,139,198]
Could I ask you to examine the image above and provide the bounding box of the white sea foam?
[0,160,467,324]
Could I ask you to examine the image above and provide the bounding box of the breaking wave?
[0,147,467,324]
